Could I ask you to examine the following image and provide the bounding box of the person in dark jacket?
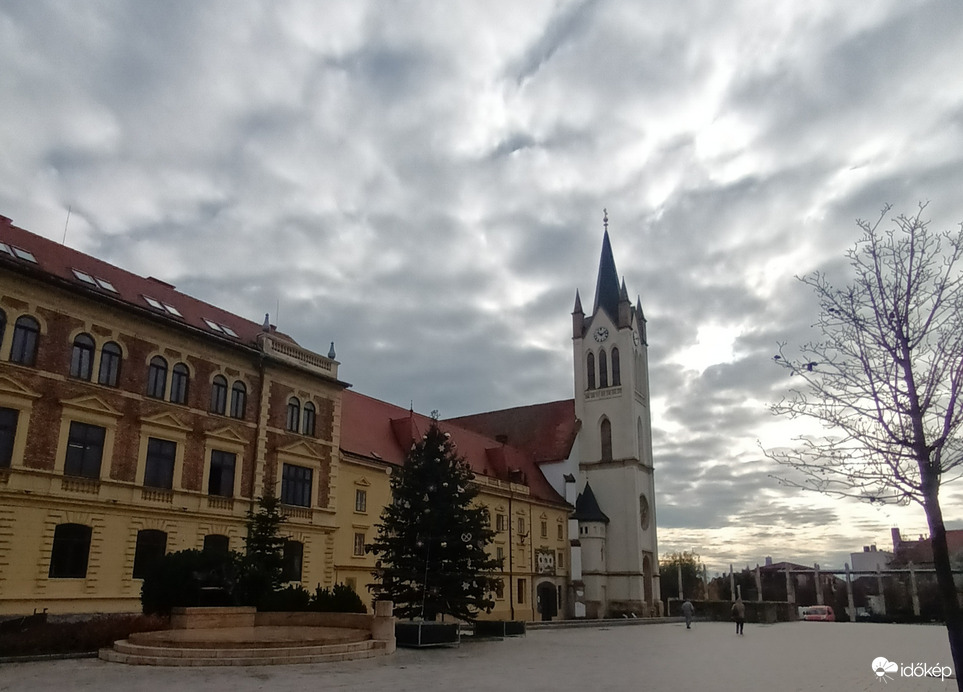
[731,598,746,635]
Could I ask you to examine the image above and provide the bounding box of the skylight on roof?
[73,269,97,285]
[12,247,37,263]
[143,295,164,310]
[95,278,117,292]
[204,319,223,332]
[0,243,12,256]
[162,303,182,317]
[220,325,239,338]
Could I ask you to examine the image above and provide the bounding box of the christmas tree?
[367,418,502,621]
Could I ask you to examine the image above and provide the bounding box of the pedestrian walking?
[731,597,745,635]
[681,599,694,629]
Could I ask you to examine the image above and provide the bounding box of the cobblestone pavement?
[1,621,956,692]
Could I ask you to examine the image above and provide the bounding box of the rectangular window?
[494,579,504,599]
[280,463,312,507]
[557,550,565,569]
[517,578,526,605]
[518,517,525,535]
[207,450,236,497]
[0,406,18,468]
[355,489,367,513]
[496,514,506,532]
[49,523,92,578]
[144,437,176,489]
[353,532,365,556]
[541,520,548,538]
[64,421,106,479]
[557,524,564,540]
[496,546,505,563]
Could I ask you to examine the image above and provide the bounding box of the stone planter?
[395,621,460,648]
[473,620,526,638]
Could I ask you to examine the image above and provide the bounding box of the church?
[451,214,661,618]
[0,211,658,620]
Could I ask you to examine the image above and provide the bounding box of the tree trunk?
[922,486,963,691]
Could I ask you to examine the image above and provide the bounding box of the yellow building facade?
[0,215,574,620]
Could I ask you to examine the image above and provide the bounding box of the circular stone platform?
[129,626,370,649]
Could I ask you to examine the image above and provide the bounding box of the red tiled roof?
[341,390,568,506]
[0,214,296,348]
[446,399,579,464]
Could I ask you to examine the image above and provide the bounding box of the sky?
[2,0,963,575]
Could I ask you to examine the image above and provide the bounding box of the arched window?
[586,352,596,390]
[600,418,613,461]
[170,363,189,404]
[282,540,304,582]
[10,315,40,365]
[302,401,316,436]
[203,534,230,555]
[210,375,228,414]
[286,397,301,432]
[98,341,122,387]
[147,356,167,399]
[230,381,247,419]
[132,529,167,579]
[599,349,608,388]
[69,333,95,380]
[611,347,621,386]
[49,523,92,578]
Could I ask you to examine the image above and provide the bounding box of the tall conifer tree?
[368,419,501,621]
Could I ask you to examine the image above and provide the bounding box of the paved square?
[1,621,956,691]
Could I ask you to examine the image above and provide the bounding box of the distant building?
[849,544,893,573]
[890,527,963,567]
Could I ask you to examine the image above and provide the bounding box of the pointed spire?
[620,278,629,301]
[572,290,585,339]
[328,341,336,359]
[262,313,270,332]
[572,482,610,523]
[593,215,621,321]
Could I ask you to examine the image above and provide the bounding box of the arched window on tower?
[611,347,621,386]
[599,349,608,388]
[600,418,613,461]
[586,352,596,390]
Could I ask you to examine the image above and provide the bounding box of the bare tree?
[768,204,963,686]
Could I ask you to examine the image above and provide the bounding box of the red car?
[803,606,835,622]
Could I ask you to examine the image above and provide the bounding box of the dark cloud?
[2,0,962,573]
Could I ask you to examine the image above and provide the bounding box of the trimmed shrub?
[141,549,238,615]
[310,583,367,613]
[258,584,312,612]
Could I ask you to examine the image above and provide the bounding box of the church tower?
[571,211,660,617]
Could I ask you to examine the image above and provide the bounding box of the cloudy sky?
[2,0,962,574]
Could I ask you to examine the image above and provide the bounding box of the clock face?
[593,327,609,343]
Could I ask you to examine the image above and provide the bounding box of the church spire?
[593,210,621,321]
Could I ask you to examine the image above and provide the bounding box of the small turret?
[572,290,585,339]
[618,277,632,328]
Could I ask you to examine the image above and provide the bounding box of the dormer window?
[11,246,36,263]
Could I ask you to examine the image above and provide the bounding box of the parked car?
[803,605,835,622]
